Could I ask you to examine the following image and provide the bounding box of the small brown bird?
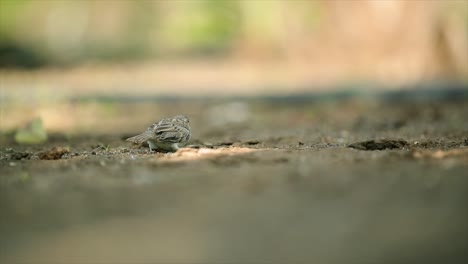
[126,115,191,152]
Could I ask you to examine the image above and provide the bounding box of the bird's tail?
[126,131,153,144]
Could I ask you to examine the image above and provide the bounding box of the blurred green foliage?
[0,0,466,79]
[159,0,240,55]
[0,0,248,65]
[0,0,26,37]
[14,117,47,144]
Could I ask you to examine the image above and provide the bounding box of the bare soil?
[1,96,467,263]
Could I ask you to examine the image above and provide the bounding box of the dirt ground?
[1,93,468,263]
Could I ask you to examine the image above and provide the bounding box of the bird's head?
[173,115,190,124]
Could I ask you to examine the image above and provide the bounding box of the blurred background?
[1,0,467,81]
[0,0,467,133]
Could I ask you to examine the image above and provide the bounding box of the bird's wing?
[154,120,190,143]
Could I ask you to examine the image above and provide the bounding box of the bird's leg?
[148,140,153,152]
[171,144,179,152]
[148,140,162,153]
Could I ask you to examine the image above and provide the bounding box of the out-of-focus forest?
[0,0,467,85]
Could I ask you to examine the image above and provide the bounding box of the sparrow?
[126,115,191,152]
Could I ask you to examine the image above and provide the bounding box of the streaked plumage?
[126,115,191,152]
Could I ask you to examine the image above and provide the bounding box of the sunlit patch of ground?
[153,147,260,164]
[411,148,468,161]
